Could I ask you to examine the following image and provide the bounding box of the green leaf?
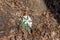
[19,21,30,31]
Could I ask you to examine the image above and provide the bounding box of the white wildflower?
[22,15,32,27]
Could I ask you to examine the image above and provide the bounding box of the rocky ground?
[0,0,60,40]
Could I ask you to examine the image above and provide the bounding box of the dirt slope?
[0,0,60,40]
